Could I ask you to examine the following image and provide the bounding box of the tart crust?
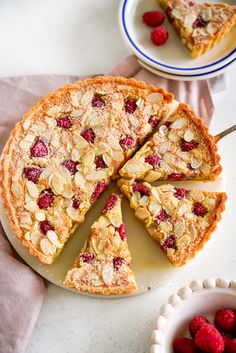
[160,0,236,58]
[64,194,137,295]
[0,76,173,264]
[118,179,227,266]
[119,103,222,182]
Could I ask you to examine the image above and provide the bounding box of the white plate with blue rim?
[119,0,236,77]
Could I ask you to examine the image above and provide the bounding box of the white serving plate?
[119,0,236,76]
[0,176,225,298]
[150,278,236,353]
[138,57,236,81]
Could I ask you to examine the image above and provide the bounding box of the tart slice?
[119,103,222,182]
[159,0,236,58]
[118,179,226,266]
[64,194,137,295]
[0,76,174,264]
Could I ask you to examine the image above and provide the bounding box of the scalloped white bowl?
[151,279,236,353]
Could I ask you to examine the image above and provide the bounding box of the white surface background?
[0,1,236,353]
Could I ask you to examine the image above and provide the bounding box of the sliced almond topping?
[24,133,36,142]
[19,140,32,150]
[184,129,194,142]
[24,201,39,213]
[40,238,57,255]
[73,134,89,149]
[85,170,107,182]
[147,92,163,103]
[46,105,62,117]
[58,165,71,183]
[86,112,101,127]
[35,211,46,221]
[47,230,63,248]
[132,191,141,203]
[51,173,65,195]
[61,185,74,199]
[71,147,81,161]
[31,231,41,247]
[135,207,150,221]
[174,219,186,237]
[66,206,84,222]
[176,234,190,249]
[11,182,23,197]
[171,118,187,129]
[148,201,161,215]
[70,91,82,107]
[26,180,39,198]
[24,231,31,241]
[191,156,202,169]
[74,171,86,188]
[20,212,32,225]
[139,195,149,207]
[81,90,93,105]
[23,119,31,130]
[83,151,95,167]
[159,141,169,154]
[159,125,168,137]
[108,211,122,228]
[102,263,114,285]
[145,170,162,182]
[151,188,161,203]
[200,163,211,176]
[93,215,110,228]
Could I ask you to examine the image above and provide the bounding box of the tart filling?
[119,103,222,182]
[159,0,236,58]
[118,179,227,266]
[0,76,174,264]
[64,194,137,295]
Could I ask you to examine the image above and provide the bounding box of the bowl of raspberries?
[151,279,236,353]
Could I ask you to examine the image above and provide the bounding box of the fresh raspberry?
[62,160,79,175]
[90,181,106,202]
[161,235,176,252]
[174,187,188,199]
[80,252,94,263]
[181,139,198,152]
[132,183,150,196]
[222,335,236,353]
[215,309,236,333]
[195,323,224,353]
[151,26,169,46]
[30,139,48,158]
[173,337,197,353]
[168,173,186,181]
[102,194,119,214]
[91,95,106,108]
[142,11,165,27]
[56,116,72,129]
[39,220,54,235]
[189,1,195,6]
[119,136,135,150]
[115,223,127,241]
[145,154,161,168]
[95,155,107,169]
[23,167,42,184]
[156,209,169,222]
[113,257,126,270]
[193,202,207,217]
[164,121,171,128]
[38,190,54,209]
[81,128,95,143]
[193,16,208,28]
[124,98,137,114]
[72,198,80,209]
[189,316,209,338]
[148,116,161,128]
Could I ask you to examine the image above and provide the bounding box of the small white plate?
[138,57,236,81]
[151,278,236,353]
[119,0,236,76]
[0,177,225,298]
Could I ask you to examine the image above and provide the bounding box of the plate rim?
[120,0,236,73]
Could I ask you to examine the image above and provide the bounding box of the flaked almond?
[151,188,161,203]
[147,92,163,103]
[83,151,95,167]
[24,201,39,212]
[135,207,150,220]
[47,230,63,248]
[46,105,62,117]
[24,133,36,143]
[81,90,93,105]
[23,119,31,130]
[145,170,162,182]
[51,173,65,195]
[86,112,101,127]
[102,263,114,285]
[93,215,110,228]
[66,206,84,222]
[85,170,107,182]
[184,129,194,142]
[31,231,41,247]
[20,212,32,225]
[171,118,187,129]
[61,185,74,199]
[35,211,46,221]
[71,147,81,161]
[73,133,89,149]
[11,182,23,197]
[191,156,202,169]
[19,140,32,150]
[58,165,71,183]
[148,201,161,215]
[139,195,149,207]
[70,91,82,107]
[26,180,39,198]
[108,211,122,228]
[74,171,86,188]
[200,163,211,175]
[174,219,186,237]
[176,234,190,249]
[40,238,57,255]
[159,125,168,137]
[24,231,31,241]
[159,142,169,154]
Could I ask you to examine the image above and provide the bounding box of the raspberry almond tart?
[159,0,236,58]
[65,194,137,295]
[118,179,226,266]
[119,103,222,182]
[0,76,174,264]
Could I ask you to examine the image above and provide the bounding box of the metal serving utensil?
[214,124,236,143]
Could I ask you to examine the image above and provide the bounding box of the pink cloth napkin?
[0,55,214,353]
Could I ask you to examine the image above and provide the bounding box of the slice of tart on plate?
[0,76,174,264]
[118,179,227,266]
[119,103,222,182]
[159,0,236,58]
[64,194,137,295]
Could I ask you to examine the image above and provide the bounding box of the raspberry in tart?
[159,0,236,58]
[0,76,174,264]
[119,103,222,182]
[64,194,137,295]
[118,179,226,266]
